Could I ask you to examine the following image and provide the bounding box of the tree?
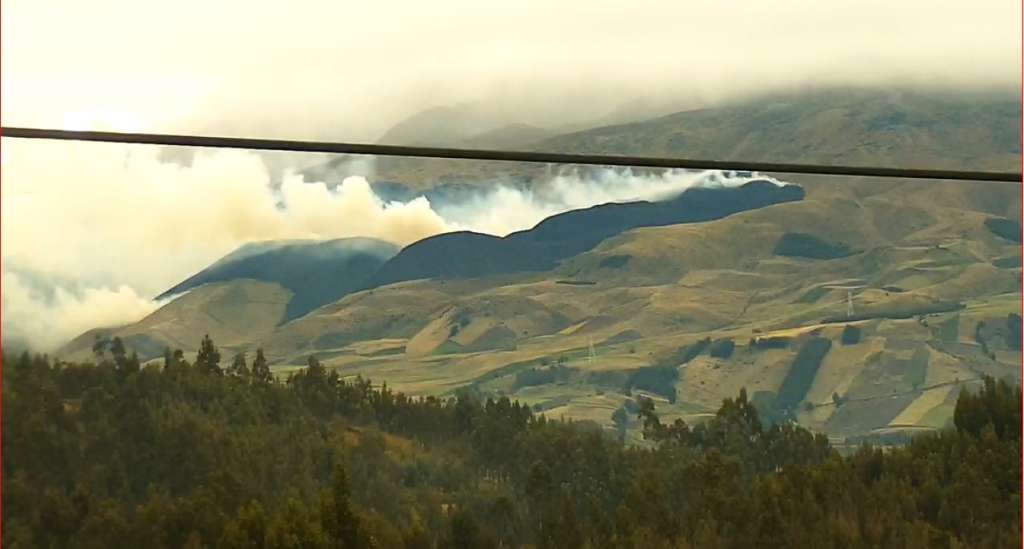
[251,348,273,385]
[612,406,629,441]
[195,335,222,376]
[227,353,250,379]
[322,464,360,548]
[306,355,326,380]
[539,497,582,549]
[637,395,661,438]
[160,348,188,373]
[92,335,109,359]
[109,337,127,370]
[448,508,496,549]
[219,501,267,549]
[402,523,432,549]
[124,351,141,375]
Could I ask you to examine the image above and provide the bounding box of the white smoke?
[1,138,782,351]
[2,272,160,351]
[438,168,781,236]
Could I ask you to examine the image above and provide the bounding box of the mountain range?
[304,87,1021,191]
[57,87,1022,444]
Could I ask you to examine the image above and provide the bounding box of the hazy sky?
[1,0,1021,350]
[2,0,1020,141]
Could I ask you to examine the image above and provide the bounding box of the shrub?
[514,365,573,389]
[1007,314,1022,350]
[708,339,736,359]
[750,336,792,350]
[840,325,861,345]
[774,232,854,259]
[624,366,678,403]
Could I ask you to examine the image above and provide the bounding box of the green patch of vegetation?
[936,315,960,343]
[749,390,792,425]
[823,301,965,324]
[364,346,406,357]
[4,342,1021,549]
[953,377,1022,439]
[514,364,574,389]
[598,254,632,269]
[984,217,1023,243]
[599,330,642,346]
[992,255,1022,269]
[624,366,679,403]
[776,337,833,410]
[840,325,862,345]
[447,315,472,338]
[749,336,792,350]
[900,347,930,390]
[796,286,831,303]
[974,321,995,359]
[1007,313,1022,350]
[433,340,467,355]
[708,338,736,359]
[585,369,631,387]
[657,337,711,367]
[555,279,597,286]
[774,232,855,260]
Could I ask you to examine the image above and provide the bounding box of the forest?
[2,334,1021,548]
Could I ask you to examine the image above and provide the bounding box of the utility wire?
[1,126,1020,182]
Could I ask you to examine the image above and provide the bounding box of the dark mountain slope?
[365,180,804,288]
[158,238,399,322]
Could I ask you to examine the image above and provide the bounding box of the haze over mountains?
[307,88,1022,190]
[8,85,1019,443]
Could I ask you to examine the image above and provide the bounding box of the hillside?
[60,279,293,363]
[364,180,803,288]
[538,88,1021,172]
[158,237,399,322]
[67,175,1022,441]
[305,88,1021,191]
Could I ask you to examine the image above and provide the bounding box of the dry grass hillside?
[62,177,1021,441]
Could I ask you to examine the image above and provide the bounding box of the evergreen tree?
[195,335,222,376]
[92,335,109,359]
[228,353,250,379]
[162,347,189,374]
[109,336,127,370]
[124,351,141,375]
[322,463,360,548]
[251,348,273,385]
[3,351,1020,549]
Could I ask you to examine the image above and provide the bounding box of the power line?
[1,126,1020,182]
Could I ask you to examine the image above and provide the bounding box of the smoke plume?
[2,138,778,351]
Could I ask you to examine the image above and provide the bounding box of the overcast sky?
[2,0,1020,141]
[1,0,1021,350]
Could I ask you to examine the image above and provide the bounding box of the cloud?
[2,271,159,351]
[1,138,779,351]
[2,0,1019,141]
